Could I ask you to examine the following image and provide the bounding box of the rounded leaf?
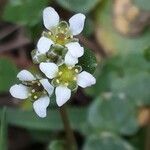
[88,94,139,135]
[83,133,136,150]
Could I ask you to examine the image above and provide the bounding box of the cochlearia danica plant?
[9,7,96,118]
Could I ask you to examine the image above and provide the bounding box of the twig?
[59,105,77,150]
[0,35,30,53]
[0,25,19,40]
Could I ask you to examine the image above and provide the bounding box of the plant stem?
[145,110,150,150]
[59,105,77,150]
[145,125,150,150]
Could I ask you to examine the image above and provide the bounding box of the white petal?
[39,62,58,79]
[55,86,71,107]
[33,96,50,118]
[43,7,60,30]
[69,13,86,35]
[77,71,96,88]
[9,84,29,99]
[37,36,53,54]
[65,52,78,67]
[40,79,54,96]
[65,42,84,58]
[17,70,36,81]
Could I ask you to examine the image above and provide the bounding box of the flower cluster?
[10,7,96,118]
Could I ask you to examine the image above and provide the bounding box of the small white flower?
[10,70,54,118]
[39,62,96,107]
[35,7,85,64]
[43,7,86,35]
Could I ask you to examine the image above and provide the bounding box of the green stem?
[59,105,77,150]
[145,117,150,150]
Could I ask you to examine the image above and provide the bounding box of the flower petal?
[40,79,54,96]
[65,52,78,67]
[69,13,86,35]
[39,62,58,79]
[43,7,60,30]
[9,84,29,99]
[77,71,96,88]
[37,36,53,54]
[33,96,50,118]
[55,86,71,107]
[65,42,84,58]
[17,70,36,81]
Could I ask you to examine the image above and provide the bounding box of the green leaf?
[3,0,49,27]
[79,49,97,74]
[83,133,136,150]
[0,107,87,133]
[86,50,150,106]
[144,46,150,62]
[111,72,150,106]
[0,107,8,150]
[56,0,101,13]
[88,94,139,135]
[84,62,110,97]
[48,140,66,150]
[0,58,18,93]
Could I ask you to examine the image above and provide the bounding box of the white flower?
[43,7,86,35]
[39,62,96,107]
[36,7,86,65]
[9,70,54,118]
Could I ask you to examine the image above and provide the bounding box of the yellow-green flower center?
[55,33,68,45]
[52,65,82,90]
[57,66,78,84]
[46,21,73,45]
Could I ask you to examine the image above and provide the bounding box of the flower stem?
[59,105,78,150]
[145,125,150,150]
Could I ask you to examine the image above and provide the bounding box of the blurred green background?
[0,0,150,150]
